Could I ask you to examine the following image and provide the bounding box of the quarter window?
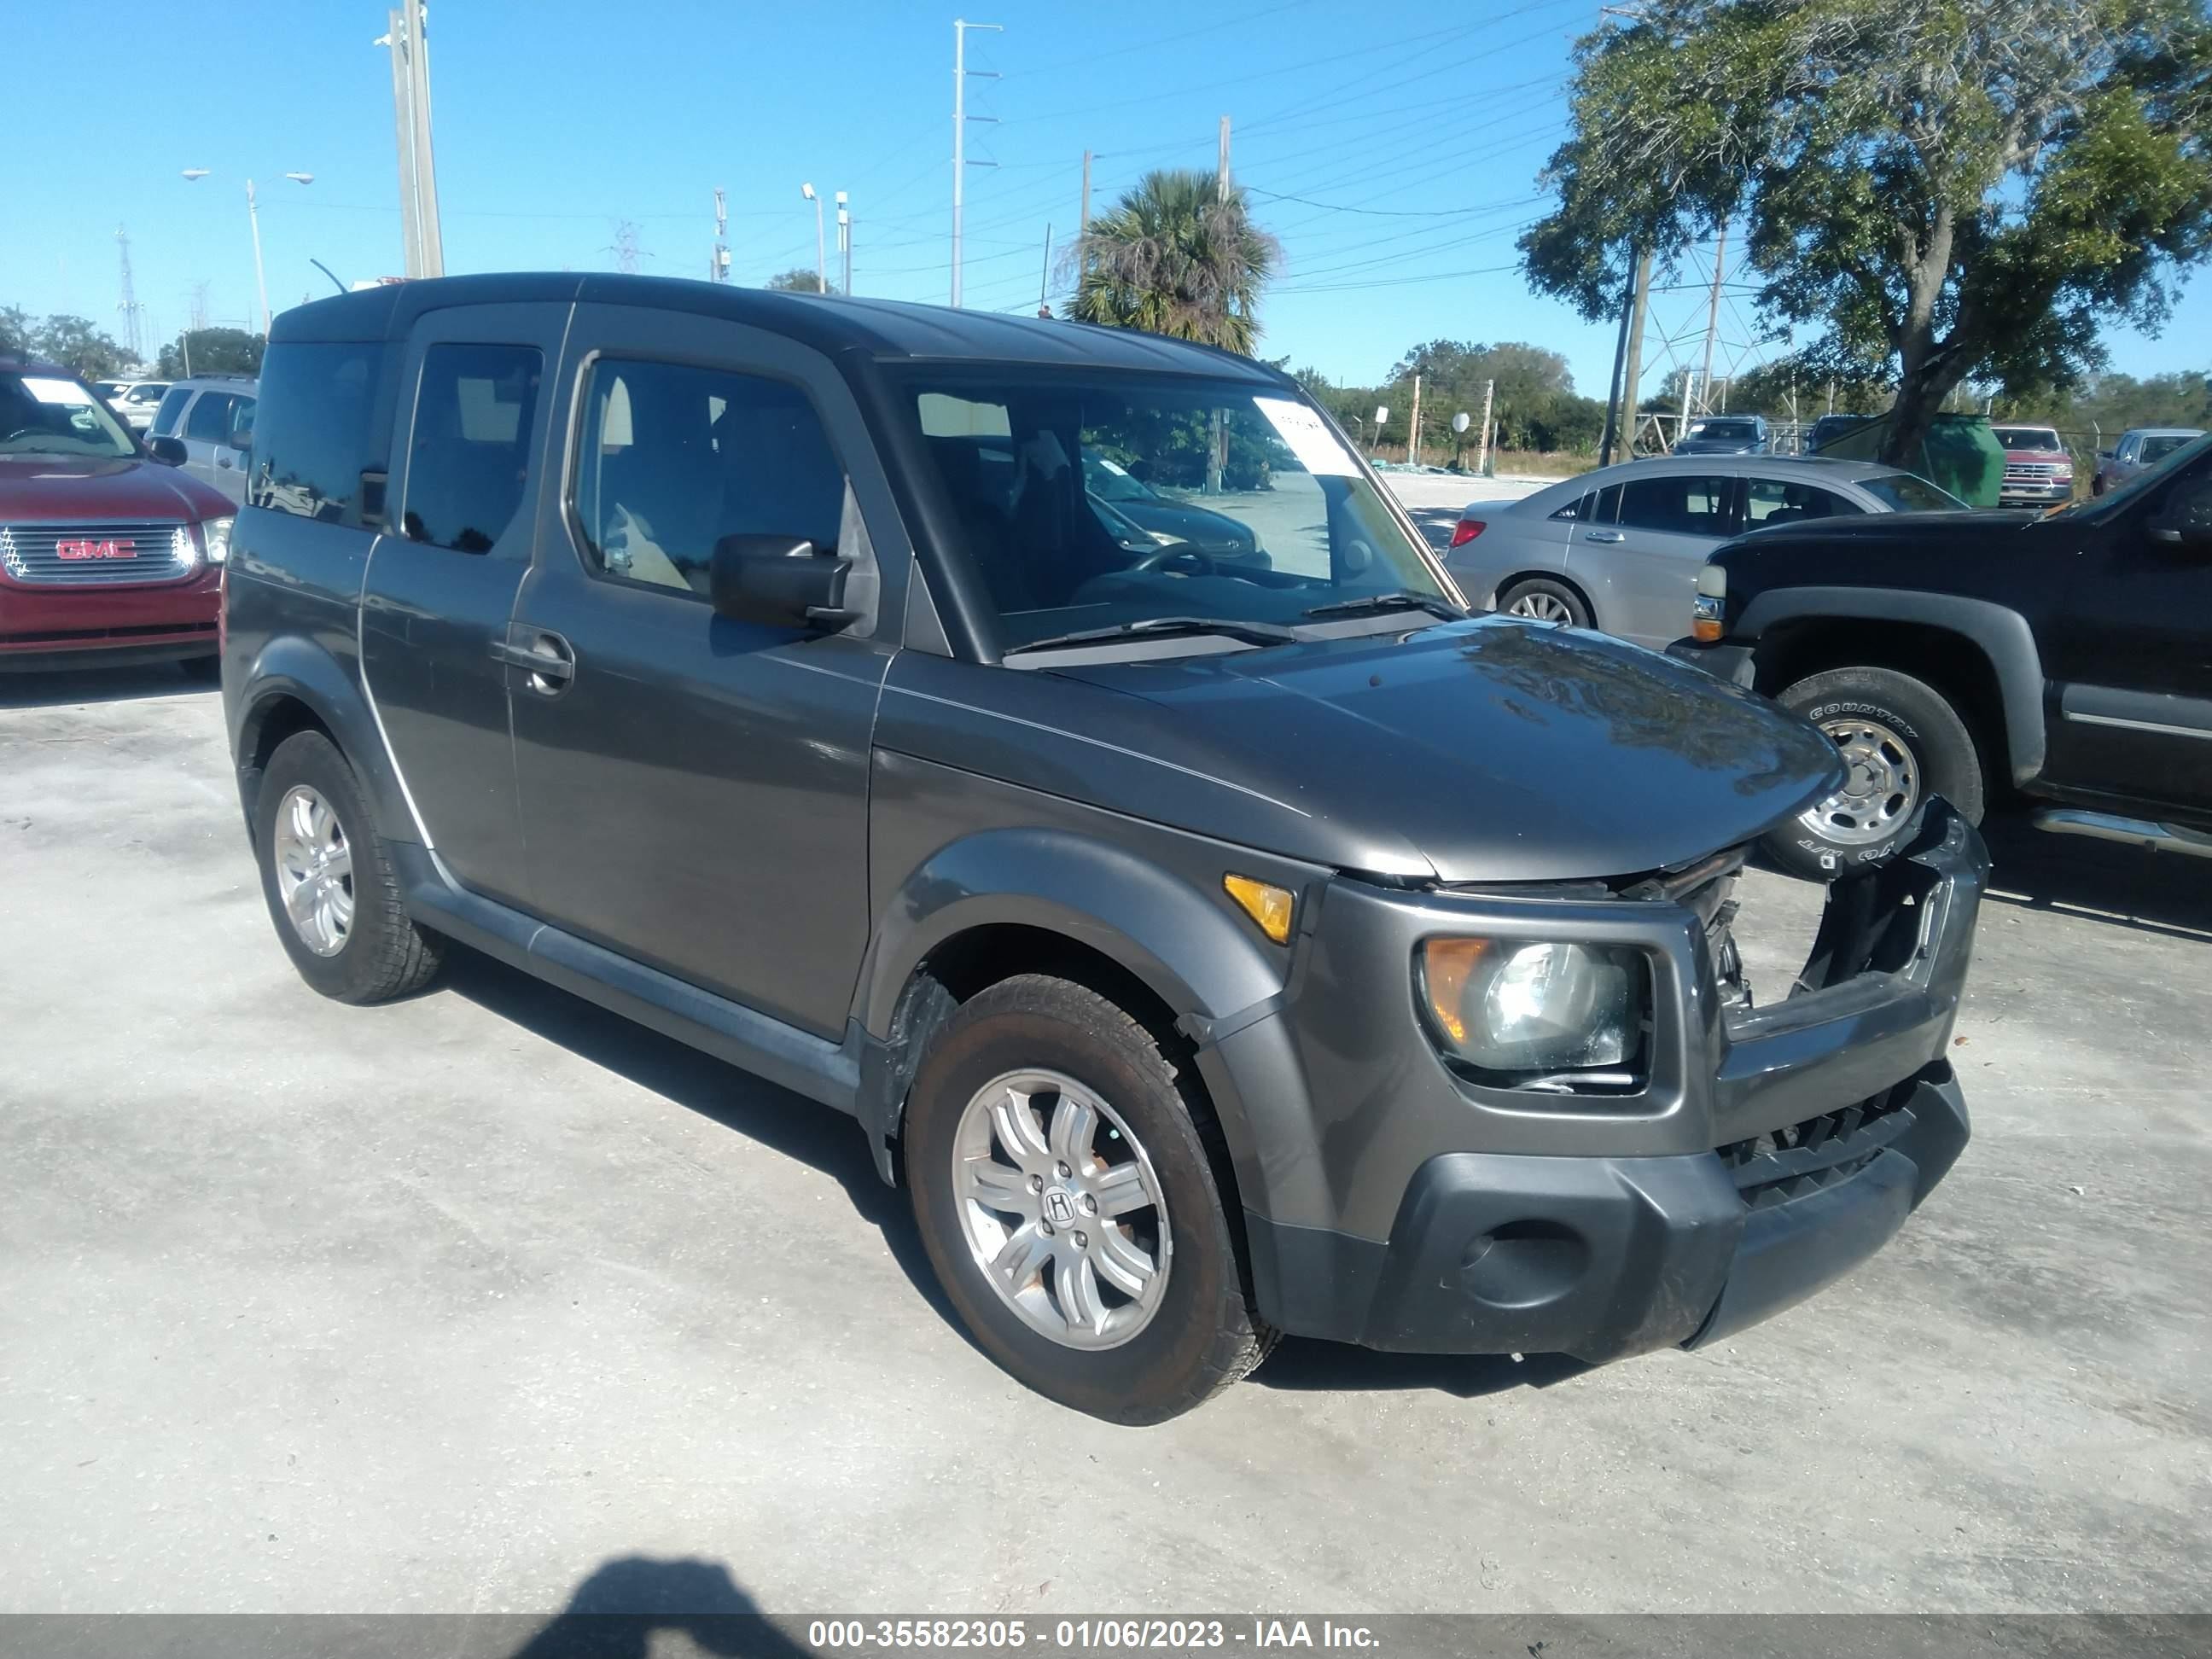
[572,358,847,597]
[183,392,236,442]
[150,385,192,434]
[249,342,393,526]
[402,343,543,554]
[1618,475,1732,536]
[1744,478,1860,526]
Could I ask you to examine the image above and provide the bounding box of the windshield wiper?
[1300,591,1464,623]
[1006,615,1301,655]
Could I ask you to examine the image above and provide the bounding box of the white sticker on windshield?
[22,376,96,405]
[1254,396,1359,476]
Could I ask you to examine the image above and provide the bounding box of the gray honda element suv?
[223,276,1984,1422]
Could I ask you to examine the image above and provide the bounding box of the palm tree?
[1069,169,1278,353]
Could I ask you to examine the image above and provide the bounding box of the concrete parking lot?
[2,665,2207,1619]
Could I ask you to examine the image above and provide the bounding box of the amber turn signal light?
[1223,875,1295,945]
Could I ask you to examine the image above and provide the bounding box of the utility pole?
[1217,115,1231,202]
[837,191,852,296]
[1697,223,1726,416]
[1476,379,1495,474]
[711,188,731,282]
[114,226,144,364]
[1620,246,1651,456]
[1080,149,1091,235]
[802,183,824,291]
[1598,265,1633,468]
[1407,374,1423,467]
[246,180,272,336]
[378,3,445,278]
[1037,223,1052,316]
[951,18,1003,307]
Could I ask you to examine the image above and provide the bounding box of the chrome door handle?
[1582,529,1625,544]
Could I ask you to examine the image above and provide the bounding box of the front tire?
[905,975,1272,1423]
[1761,666,1985,879]
[253,731,445,1004]
[1495,576,1591,628]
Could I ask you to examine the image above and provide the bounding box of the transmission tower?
[189,282,211,331]
[607,219,643,275]
[1621,226,1771,453]
[114,225,146,364]
[711,189,731,282]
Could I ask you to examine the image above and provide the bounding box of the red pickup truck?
[1,355,235,675]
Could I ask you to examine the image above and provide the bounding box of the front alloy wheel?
[952,1068,1172,1349]
[1800,715,1919,847]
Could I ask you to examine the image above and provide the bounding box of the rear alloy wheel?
[254,731,445,1004]
[1496,577,1590,628]
[905,975,1273,1423]
[1762,666,1985,879]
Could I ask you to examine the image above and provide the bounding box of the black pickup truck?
[1671,433,2212,877]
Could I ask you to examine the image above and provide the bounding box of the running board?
[2030,808,2212,859]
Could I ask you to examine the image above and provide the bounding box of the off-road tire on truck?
[253,731,445,1004]
[1761,666,1986,880]
[905,974,1276,1424]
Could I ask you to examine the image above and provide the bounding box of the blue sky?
[11,0,2208,404]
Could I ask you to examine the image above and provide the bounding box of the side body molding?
[1735,586,2048,785]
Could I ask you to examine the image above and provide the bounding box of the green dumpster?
[1814,412,2005,507]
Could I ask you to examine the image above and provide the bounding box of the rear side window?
[1619,475,1732,535]
[1744,478,1860,526]
[402,343,543,554]
[183,392,236,441]
[150,385,192,434]
[251,343,393,526]
[571,358,846,597]
[1860,473,1962,513]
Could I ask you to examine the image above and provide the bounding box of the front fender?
[232,634,416,846]
[1737,586,2047,786]
[853,825,1305,1212]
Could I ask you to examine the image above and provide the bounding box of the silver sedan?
[1442,455,1963,649]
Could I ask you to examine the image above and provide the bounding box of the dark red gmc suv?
[1,356,235,675]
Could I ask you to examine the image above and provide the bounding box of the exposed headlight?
[1418,938,1647,1084]
[198,515,233,565]
[169,525,199,572]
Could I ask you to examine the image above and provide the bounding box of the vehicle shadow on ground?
[439,946,969,1344]
[1978,809,2212,941]
[0,661,215,709]
[504,1554,809,1657]
[1254,1339,1587,1400]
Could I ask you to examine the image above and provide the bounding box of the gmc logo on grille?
[55,538,137,561]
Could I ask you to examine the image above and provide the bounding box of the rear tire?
[1762,666,1985,880]
[905,975,1272,1423]
[1495,577,1591,629]
[253,731,445,1004]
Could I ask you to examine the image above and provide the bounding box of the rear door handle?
[1582,529,1625,544]
[493,629,575,695]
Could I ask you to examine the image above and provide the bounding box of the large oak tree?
[1521,0,2212,465]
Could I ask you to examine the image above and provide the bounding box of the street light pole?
[836,190,851,296]
[801,183,824,293]
[184,169,311,337]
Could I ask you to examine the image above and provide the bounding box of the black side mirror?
[2148,484,2212,550]
[146,435,187,467]
[710,534,853,629]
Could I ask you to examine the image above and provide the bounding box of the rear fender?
[232,636,415,844]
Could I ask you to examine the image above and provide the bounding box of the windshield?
[901,371,1451,652]
[0,371,138,458]
[1860,472,1964,512]
[1686,419,1757,442]
[1996,428,2063,452]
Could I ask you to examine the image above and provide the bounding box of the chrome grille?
[0,522,196,588]
[2002,461,2062,482]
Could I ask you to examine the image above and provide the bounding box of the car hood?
[1042,618,1844,883]
[0,454,230,521]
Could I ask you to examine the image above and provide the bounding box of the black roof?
[271,273,1283,382]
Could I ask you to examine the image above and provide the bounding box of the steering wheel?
[1130,541,1220,576]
